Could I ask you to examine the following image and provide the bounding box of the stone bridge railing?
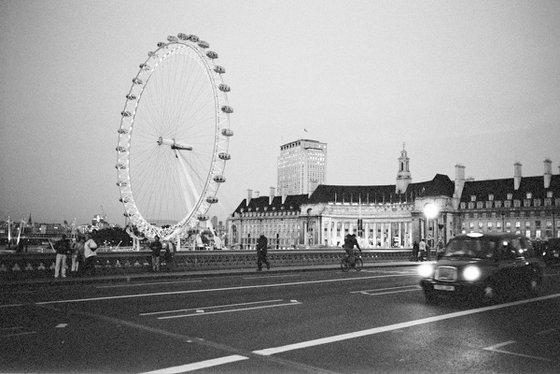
[0,248,412,280]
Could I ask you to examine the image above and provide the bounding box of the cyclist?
[343,234,361,266]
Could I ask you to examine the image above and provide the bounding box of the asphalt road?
[1,265,560,373]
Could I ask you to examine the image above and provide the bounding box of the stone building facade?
[227,150,560,249]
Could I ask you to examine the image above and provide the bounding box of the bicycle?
[341,249,363,272]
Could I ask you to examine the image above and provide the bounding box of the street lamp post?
[423,203,440,260]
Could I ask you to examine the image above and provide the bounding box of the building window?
[486,201,493,208]
[477,202,484,209]
[526,192,532,199]
[495,201,502,208]
[488,194,494,201]
[460,202,466,209]
[507,193,513,200]
[471,195,476,202]
[514,200,521,208]
[504,200,511,208]
[547,191,553,198]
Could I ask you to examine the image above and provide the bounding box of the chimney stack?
[269,187,275,205]
[544,159,552,189]
[514,162,522,190]
[453,164,466,199]
[247,189,253,205]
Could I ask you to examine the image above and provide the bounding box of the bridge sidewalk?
[3,260,426,286]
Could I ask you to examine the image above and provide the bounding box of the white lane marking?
[138,354,249,374]
[55,323,67,328]
[0,304,25,309]
[243,274,300,280]
[484,340,553,362]
[0,331,37,338]
[31,274,413,306]
[536,327,560,335]
[96,280,203,289]
[140,299,285,316]
[253,292,560,356]
[350,285,421,296]
[158,300,302,320]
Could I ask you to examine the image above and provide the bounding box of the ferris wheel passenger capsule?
[148,51,157,57]
[197,214,209,221]
[132,77,143,85]
[198,41,209,49]
[115,163,127,170]
[116,146,127,153]
[206,196,219,204]
[119,197,129,203]
[126,94,137,100]
[121,111,132,117]
[214,65,226,74]
[177,33,188,41]
[221,128,234,137]
[218,152,231,160]
[206,51,218,59]
[116,181,128,187]
[139,63,151,70]
[218,84,230,92]
[213,175,226,183]
[187,34,200,42]
[157,41,166,47]
[167,35,178,42]
[221,105,233,114]
[117,128,129,134]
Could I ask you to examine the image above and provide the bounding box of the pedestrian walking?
[412,241,419,261]
[54,234,71,278]
[83,233,98,276]
[163,240,174,271]
[256,233,270,271]
[419,239,427,261]
[150,235,162,272]
[71,235,85,275]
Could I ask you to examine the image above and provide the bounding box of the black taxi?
[419,232,544,303]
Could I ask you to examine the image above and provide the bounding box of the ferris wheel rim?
[115,34,232,239]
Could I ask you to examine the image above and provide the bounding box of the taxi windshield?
[444,238,497,259]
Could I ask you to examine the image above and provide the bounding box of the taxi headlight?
[418,263,434,278]
[463,265,481,281]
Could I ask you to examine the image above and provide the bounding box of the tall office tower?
[277,139,327,196]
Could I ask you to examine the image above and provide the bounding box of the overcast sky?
[1,0,560,226]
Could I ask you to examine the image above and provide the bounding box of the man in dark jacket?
[256,233,270,271]
[54,234,71,278]
[150,236,163,272]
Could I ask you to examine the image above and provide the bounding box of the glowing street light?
[423,203,439,220]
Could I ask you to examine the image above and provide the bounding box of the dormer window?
[547,191,553,198]
[470,195,476,202]
[526,192,532,199]
[507,193,513,200]
[488,194,494,201]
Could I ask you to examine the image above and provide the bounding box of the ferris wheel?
[116,33,233,240]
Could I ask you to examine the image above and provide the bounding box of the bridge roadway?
[1,262,559,373]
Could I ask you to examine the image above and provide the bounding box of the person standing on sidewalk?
[54,234,71,278]
[150,235,162,272]
[83,233,98,276]
[71,235,85,276]
[256,233,270,271]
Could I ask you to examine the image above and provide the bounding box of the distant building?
[277,139,327,196]
[228,149,560,249]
